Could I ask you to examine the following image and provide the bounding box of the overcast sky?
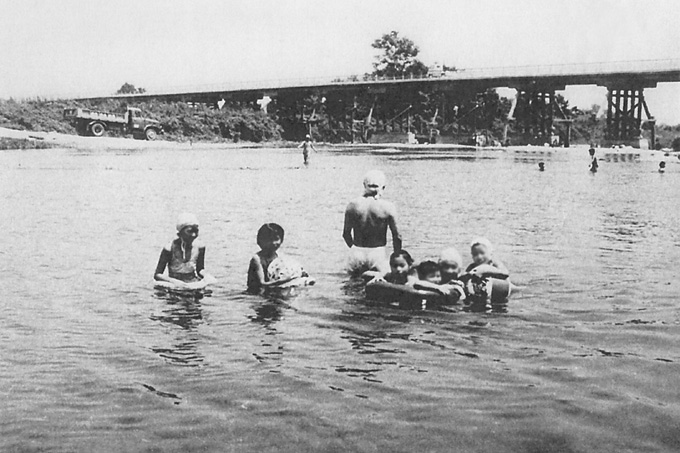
[1,0,679,122]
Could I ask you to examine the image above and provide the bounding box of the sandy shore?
[0,127,280,151]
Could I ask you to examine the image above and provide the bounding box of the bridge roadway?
[79,59,680,103]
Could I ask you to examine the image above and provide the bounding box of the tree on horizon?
[115,83,146,95]
[370,31,428,78]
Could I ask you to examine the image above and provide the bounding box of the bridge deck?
[79,59,680,102]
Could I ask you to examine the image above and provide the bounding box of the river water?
[1,145,679,452]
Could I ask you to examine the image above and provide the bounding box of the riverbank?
[0,126,292,151]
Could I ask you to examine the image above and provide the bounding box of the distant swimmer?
[343,170,402,274]
[659,161,666,173]
[297,134,317,165]
[589,148,598,173]
[538,162,545,171]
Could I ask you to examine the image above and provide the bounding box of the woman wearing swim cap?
[154,213,213,288]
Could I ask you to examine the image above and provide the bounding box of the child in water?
[363,250,416,285]
[465,237,509,278]
[416,260,441,284]
[154,213,215,287]
[439,247,463,284]
[247,223,311,293]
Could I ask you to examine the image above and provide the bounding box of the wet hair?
[257,223,284,247]
[389,250,414,266]
[417,260,439,279]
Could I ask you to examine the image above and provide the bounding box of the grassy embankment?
[0,98,284,145]
[2,97,679,150]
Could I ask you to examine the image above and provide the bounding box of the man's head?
[363,170,386,197]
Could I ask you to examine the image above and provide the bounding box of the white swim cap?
[470,237,493,253]
[363,170,386,188]
[439,247,462,265]
[176,213,199,232]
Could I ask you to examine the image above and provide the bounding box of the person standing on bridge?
[343,170,402,276]
[298,134,317,165]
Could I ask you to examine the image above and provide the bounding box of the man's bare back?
[343,170,402,252]
[343,196,400,249]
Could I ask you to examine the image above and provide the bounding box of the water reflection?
[247,295,293,329]
[149,290,206,367]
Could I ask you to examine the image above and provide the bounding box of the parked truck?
[63,106,163,140]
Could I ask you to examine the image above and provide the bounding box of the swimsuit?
[347,246,389,275]
[168,239,201,282]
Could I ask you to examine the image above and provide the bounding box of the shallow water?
[1,146,679,452]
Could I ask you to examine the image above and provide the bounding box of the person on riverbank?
[343,170,402,275]
[538,162,545,171]
[298,134,317,165]
[154,213,213,287]
[659,161,666,173]
[589,148,599,173]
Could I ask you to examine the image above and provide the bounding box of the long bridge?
[79,59,680,145]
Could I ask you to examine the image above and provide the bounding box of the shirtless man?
[343,170,402,274]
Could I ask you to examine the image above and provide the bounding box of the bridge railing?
[73,58,680,99]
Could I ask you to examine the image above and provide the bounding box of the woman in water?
[154,213,214,288]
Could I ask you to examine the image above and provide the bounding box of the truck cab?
[125,107,162,140]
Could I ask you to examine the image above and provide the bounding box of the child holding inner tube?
[154,213,215,288]
[439,247,464,284]
[412,256,466,299]
[464,237,509,278]
[460,237,510,304]
[247,223,311,293]
[363,250,417,285]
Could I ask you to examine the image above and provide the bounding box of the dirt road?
[0,127,263,150]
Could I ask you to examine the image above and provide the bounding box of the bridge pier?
[514,89,556,145]
[605,86,654,146]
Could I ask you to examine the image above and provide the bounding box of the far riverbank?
[0,127,295,151]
